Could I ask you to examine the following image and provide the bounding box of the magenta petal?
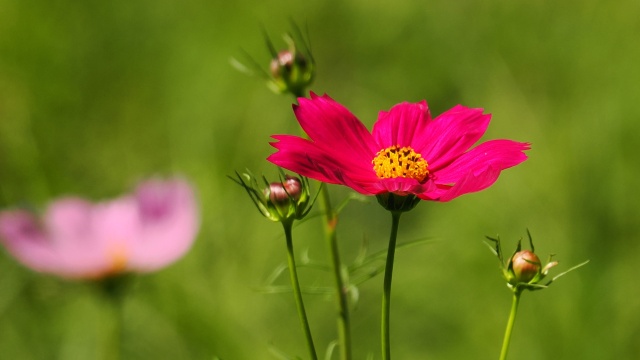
[269,134,379,186]
[417,106,491,169]
[378,177,435,195]
[438,166,502,202]
[372,101,431,148]
[269,135,351,184]
[435,140,530,183]
[432,140,530,201]
[294,93,379,157]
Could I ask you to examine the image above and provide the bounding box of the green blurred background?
[1,0,638,359]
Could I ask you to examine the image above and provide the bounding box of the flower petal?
[438,166,502,202]
[50,197,137,278]
[433,140,530,201]
[416,105,491,170]
[294,93,379,157]
[372,101,431,148]
[0,210,60,274]
[129,178,199,271]
[378,177,435,196]
[45,198,94,247]
[269,135,380,191]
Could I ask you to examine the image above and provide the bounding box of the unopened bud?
[267,40,315,96]
[487,231,588,293]
[232,171,313,223]
[262,174,309,221]
[283,176,303,200]
[511,250,541,283]
[267,176,302,209]
[270,51,299,78]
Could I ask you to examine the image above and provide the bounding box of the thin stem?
[283,220,318,360]
[499,290,522,360]
[109,298,125,360]
[381,211,402,360]
[98,277,130,360]
[319,184,352,360]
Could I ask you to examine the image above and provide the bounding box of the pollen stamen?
[372,145,429,182]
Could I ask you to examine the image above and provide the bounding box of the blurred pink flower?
[0,177,199,279]
[268,93,530,202]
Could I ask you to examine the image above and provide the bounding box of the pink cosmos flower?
[0,177,199,279]
[268,93,530,202]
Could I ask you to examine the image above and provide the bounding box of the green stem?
[98,277,130,360]
[110,298,124,360]
[499,290,522,360]
[381,211,402,360]
[283,220,318,360]
[319,184,352,360]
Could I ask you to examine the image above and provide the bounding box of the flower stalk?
[318,184,352,360]
[231,171,322,357]
[499,289,522,360]
[381,210,402,360]
[97,275,133,360]
[282,219,318,360]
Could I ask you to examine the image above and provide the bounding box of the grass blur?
[1,0,639,359]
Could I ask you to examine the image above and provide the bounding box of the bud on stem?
[231,170,314,223]
[510,250,541,284]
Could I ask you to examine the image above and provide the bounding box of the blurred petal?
[0,176,200,279]
[0,210,59,274]
[129,178,199,271]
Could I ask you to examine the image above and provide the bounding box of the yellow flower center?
[107,243,128,274]
[372,145,429,182]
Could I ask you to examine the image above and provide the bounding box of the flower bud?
[283,176,303,200]
[232,171,313,223]
[270,50,297,78]
[269,46,315,96]
[510,250,541,284]
[232,24,315,98]
[487,231,589,293]
[266,176,303,214]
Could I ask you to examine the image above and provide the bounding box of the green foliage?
[1,0,639,359]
